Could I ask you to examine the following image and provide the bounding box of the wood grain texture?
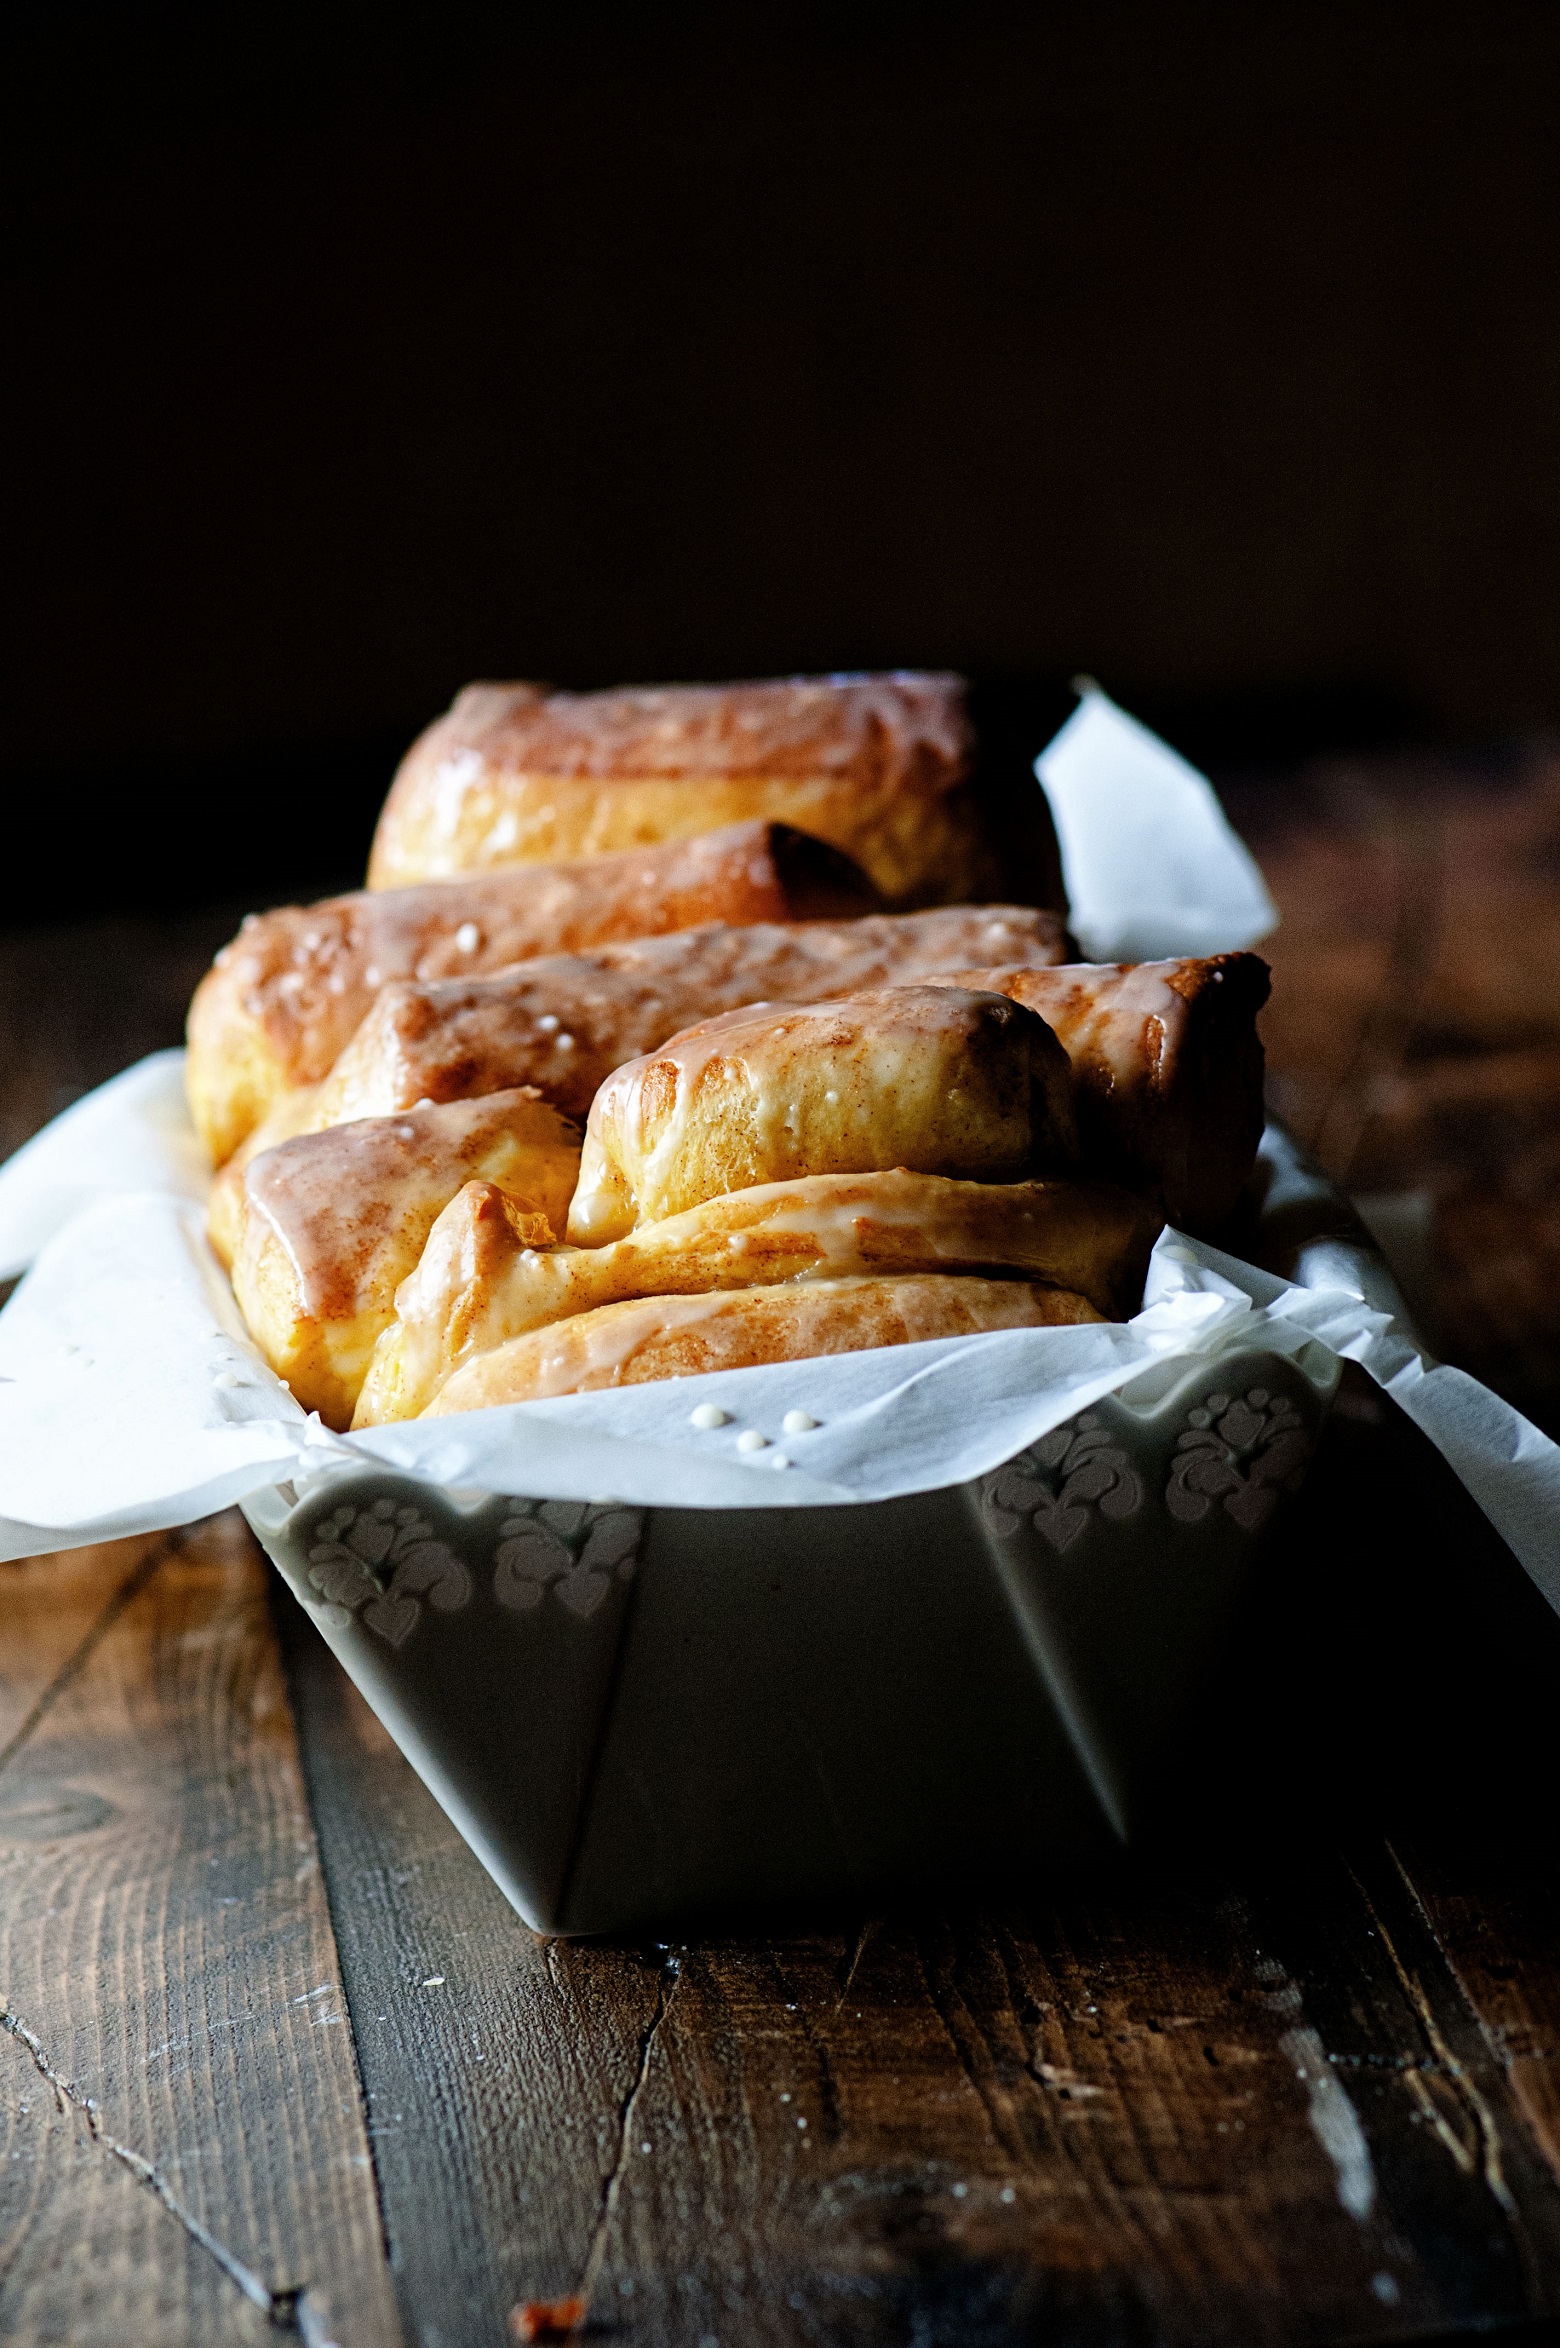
[0,1518,400,2346]
[278,1596,665,2345]
[1399,1839,1560,2209]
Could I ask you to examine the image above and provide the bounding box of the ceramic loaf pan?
[242,1334,1340,1936]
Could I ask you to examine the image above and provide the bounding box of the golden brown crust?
[930,955,1271,1234]
[566,987,1081,1242]
[423,1273,1102,1414]
[367,673,991,905]
[355,1167,1160,1423]
[310,906,1070,1130]
[229,1089,580,1428]
[186,819,875,1166]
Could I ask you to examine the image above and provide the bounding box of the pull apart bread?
[356,989,1160,1424]
[210,944,1268,1427]
[188,818,875,1166]
[367,672,995,907]
[189,663,1273,1425]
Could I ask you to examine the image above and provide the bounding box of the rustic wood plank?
[277,1590,666,2345]
[0,1516,401,2347]
[0,1534,166,1760]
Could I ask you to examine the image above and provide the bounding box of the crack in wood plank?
[0,1538,172,1781]
[572,1949,681,2319]
[0,2006,339,2343]
[1348,1858,1518,2221]
[833,1917,880,2011]
[1400,2066,1477,2174]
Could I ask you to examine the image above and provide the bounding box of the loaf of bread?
[355,1167,1161,1423]
[566,987,1080,1243]
[188,819,873,1165]
[367,673,996,906]
[422,1274,1103,1415]
[307,906,1070,1130]
[184,664,1277,1424]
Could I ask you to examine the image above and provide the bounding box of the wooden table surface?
[6,749,1560,2347]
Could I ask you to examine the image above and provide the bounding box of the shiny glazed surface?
[423,1272,1101,1412]
[310,907,1069,1129]
[186,819,872,1164]
[355,1166,1158,1423]
[231,1089,581,1426]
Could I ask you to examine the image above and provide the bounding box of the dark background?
[7,0,1560,915]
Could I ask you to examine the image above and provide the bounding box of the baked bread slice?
[367,673,992,906]
[229,1090,579,1427]
[567,986,1080,1242]
[422,1273,1103,1415]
